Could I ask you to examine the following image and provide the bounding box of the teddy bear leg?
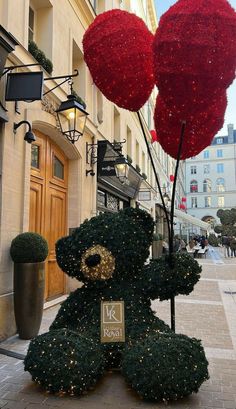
[24,329,105,395]
[121,333,209,402]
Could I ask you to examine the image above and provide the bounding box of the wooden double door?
[29,131,68,300]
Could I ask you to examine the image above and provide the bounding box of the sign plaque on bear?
[101,301,125,343]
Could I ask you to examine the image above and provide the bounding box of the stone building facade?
[0,0,187,340]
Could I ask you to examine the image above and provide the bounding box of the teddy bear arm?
[142,257,201,301]
[141,262,173,300]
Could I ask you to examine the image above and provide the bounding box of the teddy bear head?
[56,208,154,284]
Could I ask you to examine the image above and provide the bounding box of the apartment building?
[186,124,236,231]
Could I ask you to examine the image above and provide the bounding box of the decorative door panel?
[30,131,68,301]
[46,188,67,299]
[29,181,43,233]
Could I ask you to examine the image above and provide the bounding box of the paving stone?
[0,402,28,409]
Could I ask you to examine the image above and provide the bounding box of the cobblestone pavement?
[1,248,236,409]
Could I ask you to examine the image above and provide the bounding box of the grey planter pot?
[14,262,45,340]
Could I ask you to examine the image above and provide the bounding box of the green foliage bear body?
[25,208,208,401]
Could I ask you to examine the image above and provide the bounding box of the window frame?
[203,178,212,193]
[216,177,225,192]
[217,163,224,173]
[190,165,197,175]
[204,196,211,208]
[218,196,225,208]
[217,149,223,158]
[191,197,198,208]
[203,164,210,174]
[28,6,35,42]
[190,179,198,193]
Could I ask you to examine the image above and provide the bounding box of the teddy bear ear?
[121,208,154,241]
[56,235,79,278]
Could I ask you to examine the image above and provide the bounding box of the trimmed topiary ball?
[10,232,48,263]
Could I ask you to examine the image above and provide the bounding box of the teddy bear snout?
[80,245,115,281]
[85,253,101,267]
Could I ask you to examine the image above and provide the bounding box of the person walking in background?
[179,238,187,252]
[230,236,236,257]
[222,236,231,257]
[162,239,169,254]
[200,236,206,249]
[173,235,181,252]
[189,238,196,250]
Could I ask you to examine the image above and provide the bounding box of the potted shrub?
[10,232,48,339]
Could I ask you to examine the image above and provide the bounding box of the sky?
[154,0,236,136]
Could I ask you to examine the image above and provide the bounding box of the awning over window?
[174,209,211,231]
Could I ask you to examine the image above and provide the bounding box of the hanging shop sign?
[138,190,151,201]
[101,300,125,343]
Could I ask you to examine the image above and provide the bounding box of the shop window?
[107,193,119,212]
[97,190,106,208]
[28,0,53,60]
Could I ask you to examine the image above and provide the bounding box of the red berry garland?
[83,9,155,111]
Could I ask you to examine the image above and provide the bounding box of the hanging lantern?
[153,0,236,110]
[182,197,187,202]
[56,95,89,144]
[169,174,174,182]
[114,156,130,185]
[83,9,155,111]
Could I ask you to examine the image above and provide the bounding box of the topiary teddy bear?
[25,208,209,402]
